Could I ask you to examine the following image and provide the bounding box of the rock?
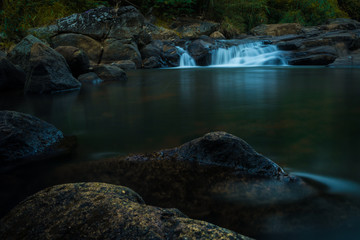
[78,72,103,84]
[101,39,141,68]
[170,18,220,38]
[111,60,136,70]
[0,111,64,170]
[142,56,162,69]
[0,58,26,91]
[51,33,102,64]
[56,6,145,41]
[276,40,303,50]
[7,35,81,93]
[177,132,287,177]
[55,46,90,77]
[251,23,303,36]
[25,42,81,93]
[7,35,44,70]
[329,50,360,67]
[321,18,360,31]
[147,24,179,41]
[210,31,225,39]
[287,46,338,65]
[187,39,213,66]
[0,182,252,240]
[93,64,127,82]
[141,40,179,67]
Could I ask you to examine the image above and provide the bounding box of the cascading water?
[177,47,196,67]
[211,41,287,66]
[176,41,287,67]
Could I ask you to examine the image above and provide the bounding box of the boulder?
[146,24,180,41]
[111,60,136,70]
[7,35,44,70]
[187,39,213,66]
[0,58,26,91]
[0,182,251,240]
[93,64,127,82]
[51,33,102,64]
[141,40,179,67]
[25,42,81,93]
[55,46,90,77]
[101,39,141,68]
[251,23,303,36]
[7,36,81,93]
[210,31,225,39]
[78,72,103,84]
[56,6,145,41]
[0,111,64,170]
[142,56,162,69]
[287,46,338,65]
[170,18,220,38]
[329,50,360,67]
[321,18,360,31]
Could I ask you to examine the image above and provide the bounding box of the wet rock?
[170,18,219,38]
[187,39,213,66]
[251,23,303,37]
[0,111,64,170]
[101,39,141,68]
[51,33,102,64]
[0,182,252,240]
[55,46,90,77]
[0,58,26,91]
[25,42,81,93]
[111,60,136,70]
[78,72,103,84]
[93,64,127,82]
[321,18,360,31]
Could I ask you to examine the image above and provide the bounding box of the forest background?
[1,0,360,46]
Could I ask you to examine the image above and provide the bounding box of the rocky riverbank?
[1,5,360,93]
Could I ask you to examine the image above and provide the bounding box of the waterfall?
[177,47,196,67]
[211,41,287,66]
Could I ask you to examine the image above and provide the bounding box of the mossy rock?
[0,182,252,240]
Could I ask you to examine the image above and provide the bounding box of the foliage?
[338,0,360,21]
[268,0,347,26]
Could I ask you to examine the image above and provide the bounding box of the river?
[1,66,360,238]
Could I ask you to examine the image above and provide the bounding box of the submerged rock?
[0,182,252,240]
[0,111,64,170]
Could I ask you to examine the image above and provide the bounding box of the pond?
[1,66,360,238]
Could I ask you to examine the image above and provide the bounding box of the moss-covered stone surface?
[0,182,251,240]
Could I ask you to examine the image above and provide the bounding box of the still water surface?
[1,66,360,238]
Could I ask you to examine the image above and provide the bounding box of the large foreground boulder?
[55,46,90,77]
[0,111,64,170]
[0,182,252,240]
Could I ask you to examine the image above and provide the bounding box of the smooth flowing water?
[1,67,360,238]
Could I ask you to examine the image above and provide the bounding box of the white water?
[177,41,287,68]
[211,41,287,67]
[177,47,196,67]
